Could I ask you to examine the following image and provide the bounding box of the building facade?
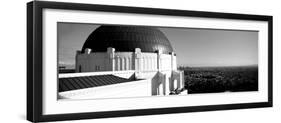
[59,26,185,99]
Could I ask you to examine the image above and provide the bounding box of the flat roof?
[59,74,135,92]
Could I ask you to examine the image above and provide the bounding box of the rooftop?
[59,74,136,92]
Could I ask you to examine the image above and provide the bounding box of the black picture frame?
[27,1,273,122]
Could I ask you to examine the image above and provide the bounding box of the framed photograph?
[27,1,273,122]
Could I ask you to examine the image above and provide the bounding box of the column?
[134,48,142,77]
[157,49,162,71]
[107,47,115,71]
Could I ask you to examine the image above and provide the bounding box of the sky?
[58,22,258,68]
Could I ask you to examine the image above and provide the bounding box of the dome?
[82,25,173,54]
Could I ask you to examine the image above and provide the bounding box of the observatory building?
[58,26,185,99]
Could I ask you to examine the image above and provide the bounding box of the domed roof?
[82,25,173,54]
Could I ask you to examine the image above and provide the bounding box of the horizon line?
[178,64,258,68]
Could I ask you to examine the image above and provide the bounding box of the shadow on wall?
[151,72,164,95]
[128,73,137,80]
[151,71,184,96]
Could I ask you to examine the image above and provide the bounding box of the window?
[79,65,82,72]
[95,65,100,71]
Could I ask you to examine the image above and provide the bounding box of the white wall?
[0,0,280,123]
[59,70,153,99]
[59,79,151,99]
[77,51,175,72]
